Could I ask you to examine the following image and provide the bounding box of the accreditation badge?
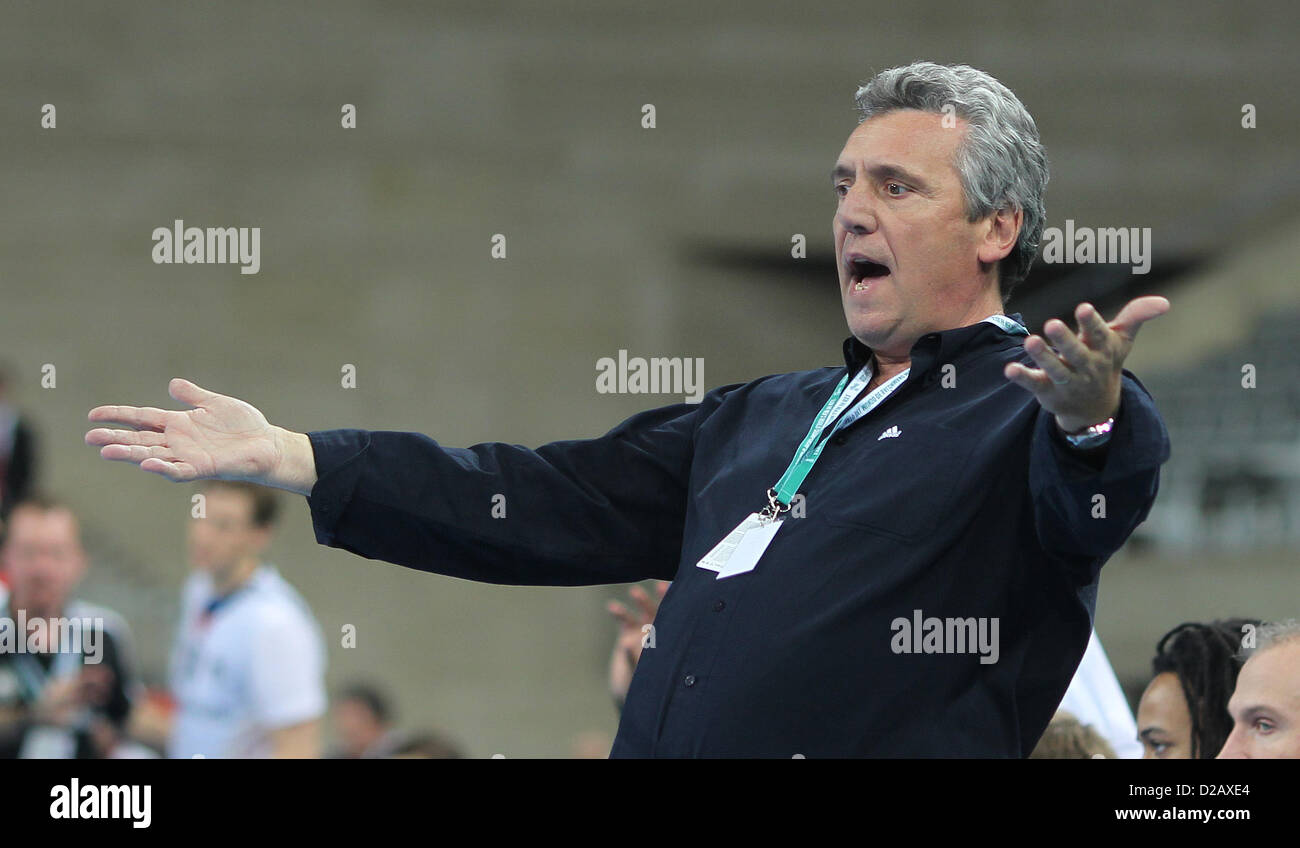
[695,512,784,579]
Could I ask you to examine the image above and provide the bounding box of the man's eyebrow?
[1234,704,1272,722]
[830,161,931,190]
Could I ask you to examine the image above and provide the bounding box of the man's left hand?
[1003,296,1170,433]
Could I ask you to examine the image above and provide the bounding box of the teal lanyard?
[768,365,908,510]
[765,314,1028,516]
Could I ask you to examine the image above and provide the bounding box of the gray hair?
[853,62,1049,301]
[1245,618,1300,660]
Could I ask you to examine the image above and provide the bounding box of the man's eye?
[886,182,909,196]
[1254,719,1275,734]
[834,184,849,197]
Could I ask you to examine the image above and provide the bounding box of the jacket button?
[712,599,725,612]
[684,674,696,687]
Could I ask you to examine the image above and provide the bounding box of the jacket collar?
[841,312,1029,377]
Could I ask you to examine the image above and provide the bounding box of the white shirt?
[1058,628,1142,758]
[168,565,326,758]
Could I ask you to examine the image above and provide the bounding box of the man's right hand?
[85,378,318,495]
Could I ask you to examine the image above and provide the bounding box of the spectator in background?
[168,480,326,757]
[1136,618,1258,759]
[1029,711,1117,758]
[0,495,141,758]
[1219,618,1300,758]
[330,682,405,758]
[0,363,39,530]
[606,581,669,711]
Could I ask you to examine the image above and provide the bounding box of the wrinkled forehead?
[1232,642,1300,716]
[835,108,967,176]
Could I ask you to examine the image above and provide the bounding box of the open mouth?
[847,257,891,288]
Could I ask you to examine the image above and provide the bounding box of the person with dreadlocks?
[1136,618,1258,759]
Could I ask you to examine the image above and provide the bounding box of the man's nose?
[836,185,878,235]
[1215,728,1246,758]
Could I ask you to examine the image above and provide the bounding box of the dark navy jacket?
[304,314,1170,757]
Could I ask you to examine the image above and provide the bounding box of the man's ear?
[977,206,1022,266]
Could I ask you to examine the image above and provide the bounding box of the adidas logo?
[877,425,902,440]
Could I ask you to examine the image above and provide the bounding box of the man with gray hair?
[86,61,1170,757]
[1218,620,1300,758]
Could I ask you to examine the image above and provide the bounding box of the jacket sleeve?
[1028,370,1171,569]
[303,394,728,586]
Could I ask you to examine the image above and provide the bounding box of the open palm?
[85,378,281,483]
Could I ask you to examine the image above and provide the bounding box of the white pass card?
[695,512,784,580]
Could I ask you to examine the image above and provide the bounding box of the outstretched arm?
[87,378,714,585]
